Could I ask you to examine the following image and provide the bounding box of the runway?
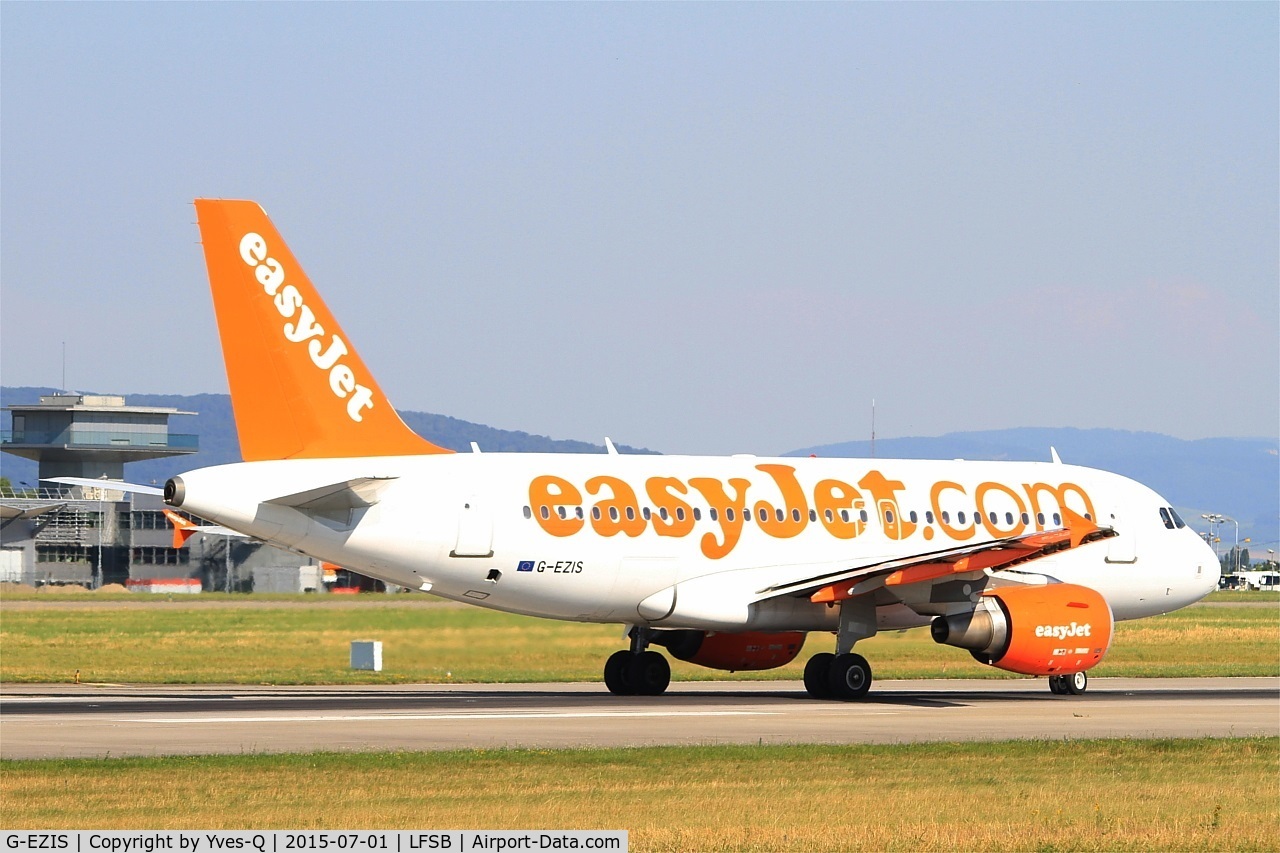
[2,677,1276,759]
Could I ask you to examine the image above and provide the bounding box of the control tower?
[2,394,197,482]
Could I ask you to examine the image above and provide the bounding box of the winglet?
[1050,446,1062,464]
[1061,506,1098,549]
[193,199,451,461]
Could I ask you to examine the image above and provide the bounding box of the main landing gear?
[804,596,877,700]
[604,628,671,696]
[1048,671,1088,695]
[803,652,872,700]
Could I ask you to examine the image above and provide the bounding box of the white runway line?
[116,710,795,724]
[107,708,895,724]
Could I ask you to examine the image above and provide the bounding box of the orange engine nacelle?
[930,583,1114,676]
[653,630,806,672]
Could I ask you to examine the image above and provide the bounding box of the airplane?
[85,199,1226,699]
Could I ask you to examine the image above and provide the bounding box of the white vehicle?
[98,200,1228,699]
[1234,571,1280,591]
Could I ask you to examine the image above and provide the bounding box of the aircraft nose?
[1195,535,1221,595]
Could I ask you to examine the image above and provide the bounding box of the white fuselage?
[171,453,1220,631]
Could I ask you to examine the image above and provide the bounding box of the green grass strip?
[2,598,1276,683]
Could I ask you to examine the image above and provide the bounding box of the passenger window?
[557,506,567,519]
[660,507,669,521]
[523,506,532,519]
[809,509,817,522]
[1036,512,1045,525]
[625,507,635,521]
[909,511,918,523]
[1053,512,1061,526]
[958,511,966,524]
[860,510,868,523]
[693,508,702,521]
[1159,508,1174,530]
[776,508,785,522]
[925,511,934,524]
[758,508,767,522]
[990,512,999,525]
[885,509,895,524]
[576,507,584,519]
[642,507,652,521]
[840,510,850,522]
[592,507,602,520]
[710,508,719,521]
[1005,512,1013,525]
[825,509,834,523]
[941,510,950,524]
[791,508,801,522]
[540,506,550,520]
[676,507,686,522]
[609,507,619,521]
[1021,513,1029,525]
[726,508,735,522]
[1084,513,1092,521]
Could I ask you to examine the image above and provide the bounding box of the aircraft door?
[452,496,494,558]
[1105,512,1137,564]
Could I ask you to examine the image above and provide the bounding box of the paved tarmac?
[2,677,1275,759]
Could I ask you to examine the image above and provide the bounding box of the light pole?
[1201,513,1239,575]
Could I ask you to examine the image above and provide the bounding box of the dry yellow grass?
[2,740,1277,851]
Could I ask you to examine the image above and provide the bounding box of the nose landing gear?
[1049,671,1088,695]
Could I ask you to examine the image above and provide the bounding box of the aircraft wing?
[1,502,66,522]
[756,507,1113,605]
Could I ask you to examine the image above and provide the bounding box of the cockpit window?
[1168,507,1186,529]
[1159,507,1175,530]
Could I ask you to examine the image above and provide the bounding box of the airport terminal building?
[1,394,338,592]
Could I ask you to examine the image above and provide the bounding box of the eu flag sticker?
[517,560,535,572]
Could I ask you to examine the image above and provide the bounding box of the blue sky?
[2,3,1276,455]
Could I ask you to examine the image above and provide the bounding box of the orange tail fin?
[194,199,449,461]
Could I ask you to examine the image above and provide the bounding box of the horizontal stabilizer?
[265,476,398,526]
[43,477,163,496]
[162,508,244,548]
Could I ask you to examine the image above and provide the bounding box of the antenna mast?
[870,398,876,459]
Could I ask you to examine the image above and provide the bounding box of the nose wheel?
[1049,671,1088,695]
